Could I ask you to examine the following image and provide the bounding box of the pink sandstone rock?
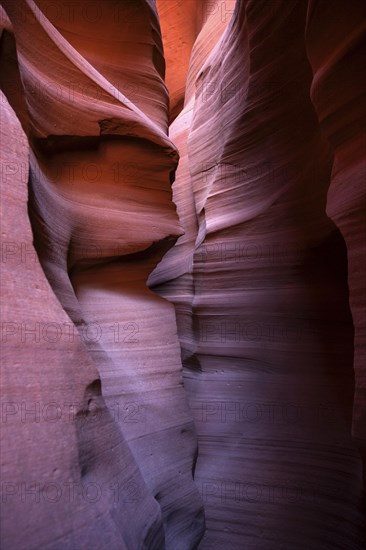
[0,87,165,549]
[1,1,204,548]
[155,0,365,548]
[0,0,365,548]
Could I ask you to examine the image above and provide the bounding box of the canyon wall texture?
[154,1,366,547]
[1,1,365,549]
[1,1,203,548]
[305,0,366,457]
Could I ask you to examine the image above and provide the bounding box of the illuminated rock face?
[0,1,203,549]
[155,0,366,548]
[0,1,365,549]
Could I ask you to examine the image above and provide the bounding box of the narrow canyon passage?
[1,1,365,549]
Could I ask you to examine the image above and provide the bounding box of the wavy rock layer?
[155,0,365,548]
[0,88,165,550]
[1,1,203,548]
[0,0,365,549]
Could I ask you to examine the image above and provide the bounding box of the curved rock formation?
[0,0,365,549]
[155,0,365,548]
[1,1,203,548]
[305,0,366,464]
[157,0,236,122]
[0,87,165,550]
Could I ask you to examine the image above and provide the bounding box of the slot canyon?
[0,0,365,548]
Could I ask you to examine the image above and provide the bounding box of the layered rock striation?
[1,1,204,548]
[0,1,365,549]
[155,0,366,548]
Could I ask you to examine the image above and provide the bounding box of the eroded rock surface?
[155,0,365,548]
[305,0,366,460]
[0,1,365,549]
[1,1,203,549]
